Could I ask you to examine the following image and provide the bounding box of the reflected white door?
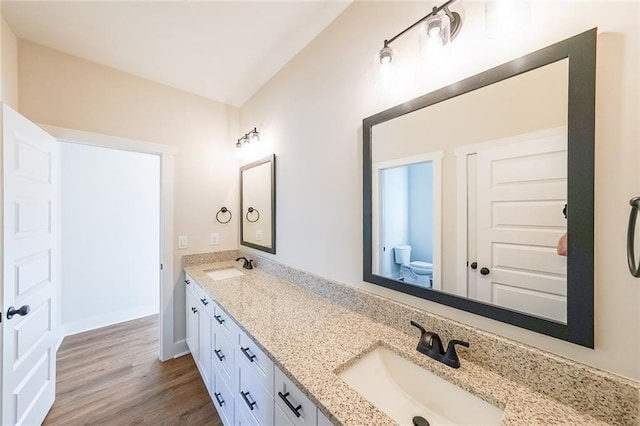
[475,132,567,323]
[2,105,58,425]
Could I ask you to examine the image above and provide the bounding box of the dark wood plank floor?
[43,315,222,426]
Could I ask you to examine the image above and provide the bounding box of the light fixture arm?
[383,0,458,48]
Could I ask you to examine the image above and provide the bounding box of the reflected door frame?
[372,151,444,290]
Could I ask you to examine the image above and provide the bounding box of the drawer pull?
[214,392,225,407]
[240,346,256,362]
[200,297,209,306]
[214,349,225,361]
[278,391,302,418]
[214,315,225,324]
[240,391,257,411]
[185,279,190,285]
[192,307,198,314]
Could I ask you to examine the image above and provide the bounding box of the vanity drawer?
[237,363,273,426]
[274,367,317,426]
[212,328,235,388]
[213,302,238,340]
[238,329,274,394]
[212,371,234,426]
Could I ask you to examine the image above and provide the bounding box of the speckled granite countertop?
[184,261,609,426]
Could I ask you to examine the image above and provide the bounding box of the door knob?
[470,262,478,270]
[480,267,490,276]
[7,305,30,319]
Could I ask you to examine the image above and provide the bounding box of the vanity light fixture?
[377,0,462,65]
[236,127,260,151]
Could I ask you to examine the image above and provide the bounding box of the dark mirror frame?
[240,154,276,254]
[363,29,596,347]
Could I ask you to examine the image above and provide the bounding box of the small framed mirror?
[240,154,276,254]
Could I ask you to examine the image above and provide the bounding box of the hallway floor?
[43,315,222,425]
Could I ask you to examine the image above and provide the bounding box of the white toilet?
[394,245,433,287]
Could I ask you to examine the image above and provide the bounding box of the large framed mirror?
[241,154,276,254]
[363,29,596,347]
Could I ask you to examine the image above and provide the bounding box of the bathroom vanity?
[183,253,637,425]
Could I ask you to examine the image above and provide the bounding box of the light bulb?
[378,46,394,65]
[250,130,260,143]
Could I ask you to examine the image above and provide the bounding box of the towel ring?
[246,207,260,223]
[216,207,232,224]
[627,197,640,277]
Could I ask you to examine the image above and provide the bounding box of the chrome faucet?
[410,321,469,369]
[235,256,254,270]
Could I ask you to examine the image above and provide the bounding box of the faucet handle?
[411,321,443,355]
[443,339,469,369]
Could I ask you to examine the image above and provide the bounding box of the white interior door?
[475,132,567,323]
[2,104,58,425]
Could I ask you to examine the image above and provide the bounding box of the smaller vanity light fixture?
[377,0,462,66]
[235,127,261,151]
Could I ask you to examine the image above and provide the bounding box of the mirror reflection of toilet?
[394,245,433,288]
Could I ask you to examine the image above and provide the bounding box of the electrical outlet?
[178,235,188,249]
[256,230,262,241]
[210,232,219,246]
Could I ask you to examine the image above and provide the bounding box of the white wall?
[1,15,18,109]
[60,142,159,335]
[17,41,240,347]
[240,1,640,380]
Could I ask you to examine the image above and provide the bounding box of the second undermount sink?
[205,268,245,281]
[338,346,503,426]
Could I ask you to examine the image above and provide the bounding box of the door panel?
[475,131,567,322]
[3,104,58,426]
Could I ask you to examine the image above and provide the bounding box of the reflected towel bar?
[627,197,640,277]
[246,207,260,223]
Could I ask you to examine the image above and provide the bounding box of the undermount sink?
[338,346,503,426]
[205,268,245,281]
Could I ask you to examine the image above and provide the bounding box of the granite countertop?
[184,261,608,426]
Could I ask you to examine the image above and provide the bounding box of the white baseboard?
[62,304,159,337]
[173,339,189,358]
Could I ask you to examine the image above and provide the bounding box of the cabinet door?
[198,309,212,389]
[274,367,317,426]
[212,372,234,426]
[186,288,199,358]
[213,327,236,389]
[237,361,273,426]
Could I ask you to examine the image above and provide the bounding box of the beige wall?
[1,15,18,109]
[17,40,240,344]
[240,1,640,380]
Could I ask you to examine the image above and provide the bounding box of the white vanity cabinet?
[185,271,333,426]
[185,274,213,391]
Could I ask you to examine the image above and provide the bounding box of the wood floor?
[43,315,223,426]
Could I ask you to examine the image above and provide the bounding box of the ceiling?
[2,1,351,107]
